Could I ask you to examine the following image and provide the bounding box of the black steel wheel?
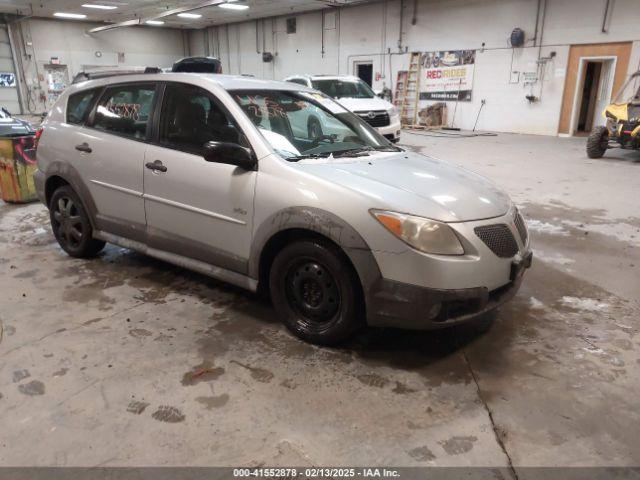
[285,260,341,328]
[49,185,105,258]
[269,240,362,345]
[586,126,609,159]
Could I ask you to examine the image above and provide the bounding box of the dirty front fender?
[249,206,383,317]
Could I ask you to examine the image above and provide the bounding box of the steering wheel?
[311,134,336,147]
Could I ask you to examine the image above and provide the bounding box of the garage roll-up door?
[0,24,20,115]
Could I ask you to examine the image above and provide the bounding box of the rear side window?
[67,89,99,125]
[92,83,157,141]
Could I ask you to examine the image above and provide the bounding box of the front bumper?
[367,250,532,329]
[376,117,402,142]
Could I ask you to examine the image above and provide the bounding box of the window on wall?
[92,83,157,140]
[159,82,242,155]
[0,73,16,87]
[67,89,99,125]
[286,17,296,34]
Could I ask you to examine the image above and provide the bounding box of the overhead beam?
[87,0,231,33]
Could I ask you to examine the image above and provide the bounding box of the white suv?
[284,74,401,143]
[34,72,531,345]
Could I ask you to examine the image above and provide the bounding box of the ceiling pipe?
[398,0,404,51]
[87,0,232,34]
[602,0,612,33]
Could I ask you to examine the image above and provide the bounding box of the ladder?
[393,70,408,115]
[397,52,421,127]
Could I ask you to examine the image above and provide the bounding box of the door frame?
[353,60,374,84]
[568,56,617,136]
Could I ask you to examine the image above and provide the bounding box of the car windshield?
[231,90,399,161]
[311,79,375,99]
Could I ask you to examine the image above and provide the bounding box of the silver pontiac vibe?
[34,73,532,345]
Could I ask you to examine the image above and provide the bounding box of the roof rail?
[71,66,162,84]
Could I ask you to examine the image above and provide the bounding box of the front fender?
[249,206,383,318]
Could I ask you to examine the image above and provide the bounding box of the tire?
[269,239,363,345]
[587,126,609,159]
[49,185,105,258]
[307,116,323,140]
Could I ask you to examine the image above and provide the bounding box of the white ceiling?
[0,0,370,28]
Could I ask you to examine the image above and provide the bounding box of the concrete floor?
[0,132,639,469]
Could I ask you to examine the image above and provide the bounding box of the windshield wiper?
[373,145,403,152]
[288,152,332,162]
[330,146,376,158]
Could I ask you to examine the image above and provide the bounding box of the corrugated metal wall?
[0,25,20,114]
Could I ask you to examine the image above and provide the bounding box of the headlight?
[371,210,464,255]
[388,106,399,117]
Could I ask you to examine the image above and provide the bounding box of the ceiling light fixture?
[81,4,118,9]
[145,20,165,25]
[177,12,202,19]
[54,12,88,19]
[218,3,249,10]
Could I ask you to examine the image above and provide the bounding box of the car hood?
[298,151,511,222]
[335,96,393,113]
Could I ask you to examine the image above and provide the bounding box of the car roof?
[68,72,316,94]
[285,74,361,82]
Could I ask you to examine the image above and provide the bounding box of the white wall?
[188,0,640,136]
[10,18,187,113]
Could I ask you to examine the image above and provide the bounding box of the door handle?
[75,143,92,153]
[145,160,167,173]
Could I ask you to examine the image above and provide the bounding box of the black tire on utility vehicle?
[586,126,609,159]
[49,185,105,258]
[269,239,363,345]
[307,116,323,140]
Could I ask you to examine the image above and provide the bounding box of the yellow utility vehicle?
[587,71,640,158]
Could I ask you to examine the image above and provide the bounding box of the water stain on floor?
[230,360,274,383]
[408,445,436,462]
[18,380,45,396]
[356,373,389,388]
[439,436,478,456]
[12,369,30,383]
[392,381,418,394]
[129,328,152,338]
[151,405,185,423]
[195,394,229,410]
[181,361,225,386]
[126,401,150,415]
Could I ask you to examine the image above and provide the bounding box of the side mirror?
[203,141,256,170]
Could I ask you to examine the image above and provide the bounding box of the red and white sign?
[420,50,476,102]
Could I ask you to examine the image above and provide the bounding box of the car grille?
[474,224,519,258]
[514,210,528,245]
[355,110,391,128]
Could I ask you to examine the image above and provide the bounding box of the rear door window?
[67,89,99,125]
[92,83,157,141]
